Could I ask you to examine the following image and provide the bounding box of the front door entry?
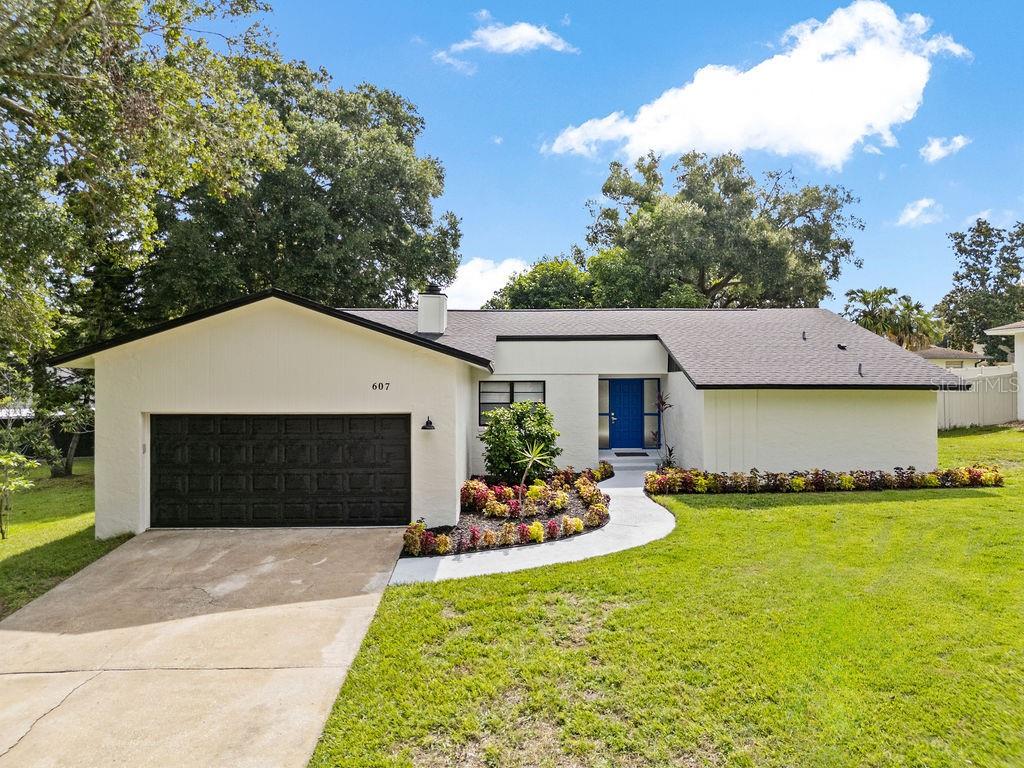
[608,379,644,449]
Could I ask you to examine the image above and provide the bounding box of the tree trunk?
[62,432,80,477]
[48,433,81,478]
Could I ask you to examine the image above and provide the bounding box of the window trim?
[478,380,547,426]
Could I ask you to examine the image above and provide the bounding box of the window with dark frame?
[478,380,546,425]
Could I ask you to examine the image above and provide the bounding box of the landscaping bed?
[401,462,614,557]
[644,464,1005,494]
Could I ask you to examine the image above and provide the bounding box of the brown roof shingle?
[916,345,985,361]
[348,307,968,390]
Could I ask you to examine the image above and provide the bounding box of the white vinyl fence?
[937,369,1018,429]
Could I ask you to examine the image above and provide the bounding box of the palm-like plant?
[843,287,898,337]
[890,295,942,350]
[843,286,941,350]
[516,441,555,505]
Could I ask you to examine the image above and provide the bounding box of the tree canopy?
[487,152,861,309]
[136,64,461,318]
[0,0,290,356]
[843,286,942,351]
[935,218,1024,360]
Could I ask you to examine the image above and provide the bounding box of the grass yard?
[311,426,1024,768]
[0,459,130,619]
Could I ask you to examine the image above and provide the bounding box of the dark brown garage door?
[150,414,411,527]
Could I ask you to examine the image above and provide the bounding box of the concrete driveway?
[0,528,404,767]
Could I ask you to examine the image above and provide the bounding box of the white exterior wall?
[470,340,669,475]
[702,389,938,472]
[665,371,703,468]
[91,299,471,537]
[1015,333,1024,418]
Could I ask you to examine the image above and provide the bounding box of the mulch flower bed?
[402,462,615,558]
[644,464,1004,495]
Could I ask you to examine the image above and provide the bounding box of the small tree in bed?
[480,402,561,484]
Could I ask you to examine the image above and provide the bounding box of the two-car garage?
[150,414,411,527]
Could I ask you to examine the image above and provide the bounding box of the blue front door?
[608,379,644,448]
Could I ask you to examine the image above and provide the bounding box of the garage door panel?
[218,502,249,525]
[218,442,248,464]
[150,414,410,527]
[282,502,314,525]
[219,473,247,493]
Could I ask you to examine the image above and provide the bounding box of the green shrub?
[484,497,510,518]
[570,516,584,533]
[402,521,425,556]
[479,402,561,484]
[549,490,569,511]
[526,483,549,504]
[838,474,855,491]
[527,520,545,543]
[789,476,806,492]
[435,534,453,555]
[498,522,516,547]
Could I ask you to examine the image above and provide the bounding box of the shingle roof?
[986,319,1024,334]
[49,289,967,390]
[348,307,968,390]
[917,345,985,361]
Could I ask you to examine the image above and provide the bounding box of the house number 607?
[371,382,390,391]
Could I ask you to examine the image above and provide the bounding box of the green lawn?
[311,426,1024,768]
[0,458,130,619]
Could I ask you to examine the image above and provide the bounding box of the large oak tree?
[935,219,1024,361]
[487,152,861,309]
[136,63,461,318]
[0,0,289,356]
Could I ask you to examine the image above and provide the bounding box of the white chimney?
[417,283,447,335]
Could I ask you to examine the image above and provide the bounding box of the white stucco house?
[53,288,967,538]
[916,345,987,370]
[986,320,1024,417]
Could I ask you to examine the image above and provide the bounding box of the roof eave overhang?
[985,326,1024,336]
[49,289,494,372]
[692,383,972,391]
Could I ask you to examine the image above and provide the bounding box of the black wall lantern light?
[421,416,436,430]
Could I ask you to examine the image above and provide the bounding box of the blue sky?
[265,1,1023,310]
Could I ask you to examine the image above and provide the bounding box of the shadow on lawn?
[0,526,128,621]
[664,487,1004,510]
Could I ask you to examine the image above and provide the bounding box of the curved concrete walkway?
[390,460,675,585]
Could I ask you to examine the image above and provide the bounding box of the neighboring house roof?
[0,405,33,420]
[986,319,1024,334]
[51,289,968,390]
[916,345,986,361]
[349,306,968,390]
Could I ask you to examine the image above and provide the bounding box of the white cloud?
[451,21,578,54]
[962,209,991,226]
[561,13,571,27]
[919,134,971,163]
[446,257,528,308]
[546,0,969,169]
[962,208,1018,227]
[863,144,883,155]
[434,13,578,73]
[897,197,943,227]
[432,50,477,75]
[491,135,504,145]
